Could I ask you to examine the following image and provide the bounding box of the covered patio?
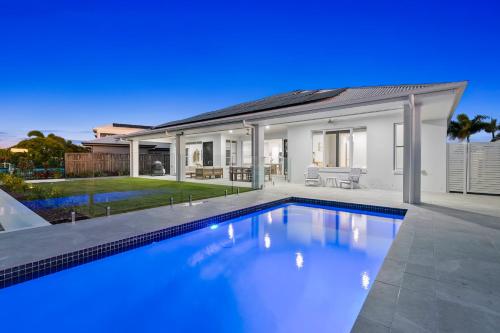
[124,82,466,204]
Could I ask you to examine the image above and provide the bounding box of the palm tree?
[482,118,499,142]
[448,114,488,142]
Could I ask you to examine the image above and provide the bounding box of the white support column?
[251,125,265,189]
[129,140,140,177]
[170,139,177,176]
[175,133,186,182]
[403,94,421,204]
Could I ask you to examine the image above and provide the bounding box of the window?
[225,140,237,166]
[324,130,350,167]
[312,128,367,169]
[312,132,324,167]
[352,129,367,169]
[243,141,252,165]
[394,123,404,171]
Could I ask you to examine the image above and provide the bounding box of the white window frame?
[311,127,366,170]
[394,123,404,173]
[225,140,237,166]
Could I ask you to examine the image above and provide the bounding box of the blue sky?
[1,0,499,147]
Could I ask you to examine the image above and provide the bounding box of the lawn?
[22,177,252,223]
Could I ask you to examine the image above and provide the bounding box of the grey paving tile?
[391,315,434,333]
[433,232,498,261]
[435,280,500,316]
[350,315,390,333]
[392,288,437,332]
[407,250,434,267]
[411,235,434,250]
[435,258,500,296]
[436,297,500,333]
[358,281,399,327]
[401,272,436,297]
[405,262,436,280]
[387,243,411,262]
[376,259,406,287]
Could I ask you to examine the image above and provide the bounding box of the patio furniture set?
[304,166,362,189]
[186,166,224,179]
[229,166,272,182]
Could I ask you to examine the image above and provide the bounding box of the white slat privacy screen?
[447,143,500,195]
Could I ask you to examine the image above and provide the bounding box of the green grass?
[31,177,252,221]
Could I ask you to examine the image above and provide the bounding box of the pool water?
[0,203,402,333]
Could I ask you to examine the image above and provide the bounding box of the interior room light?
[361,271,370,290]
[265,125,270,130]
[295,252,304,269]
[264,233,271,249]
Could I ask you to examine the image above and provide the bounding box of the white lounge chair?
[339,168,362,189]
[304,165,322,186]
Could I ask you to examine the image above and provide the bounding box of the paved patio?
[1,183,500,332]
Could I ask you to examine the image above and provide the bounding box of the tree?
[447,114,488,142]
[27,130,45,138]
[13,131,88,168]
[482,118,499,142]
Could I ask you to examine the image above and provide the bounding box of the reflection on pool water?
[0,203,403,333]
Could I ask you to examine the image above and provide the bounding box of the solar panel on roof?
[153,82,458,129]
[154,88,345,128]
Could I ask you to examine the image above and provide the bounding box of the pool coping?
[0,196,406,290]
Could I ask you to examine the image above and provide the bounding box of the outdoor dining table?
[229,166,271,182]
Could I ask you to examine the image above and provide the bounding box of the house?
[92,123,152,138]
[122,82,467,203]
[9,148,29,153]
[83,123,171,154]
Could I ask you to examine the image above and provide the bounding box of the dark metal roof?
[152,82,466,130]
[154,88,346,129]
[112,123,152,129]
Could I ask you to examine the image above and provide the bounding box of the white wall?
[421,118,448,192]
[287,110,448,193]
[185,134,223,166]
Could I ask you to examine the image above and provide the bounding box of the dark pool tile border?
[0,197,406,289]
[290,197,407,217]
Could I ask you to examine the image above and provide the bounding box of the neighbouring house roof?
[152,82,467,130]
[110,123,152,129]
[82,135,169,149]
[82,135,129,147]
[92,123,153,138]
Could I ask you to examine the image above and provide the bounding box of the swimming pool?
[0,202,403,333]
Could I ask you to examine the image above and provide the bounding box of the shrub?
[25,185,63,200]
[0,174,28,193]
